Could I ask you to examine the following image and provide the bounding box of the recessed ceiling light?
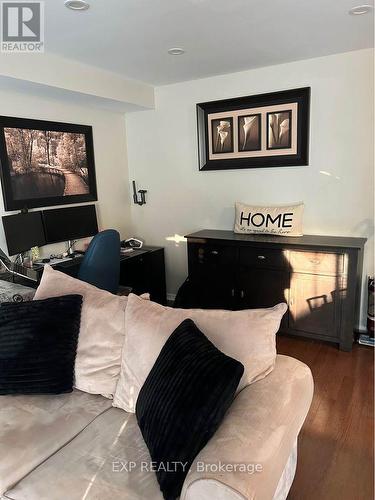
[348,4,373,15]
[64,0,90,11]
[168,47,185,56]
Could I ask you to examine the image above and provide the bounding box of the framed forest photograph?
[0,116,97,211]
[197,87,310,171]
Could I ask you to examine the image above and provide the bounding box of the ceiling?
[45,0,374,85]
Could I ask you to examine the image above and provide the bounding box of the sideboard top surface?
[185,230,367,250]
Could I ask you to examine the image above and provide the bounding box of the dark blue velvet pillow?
[0,295,82,395]
[136,318,244,500]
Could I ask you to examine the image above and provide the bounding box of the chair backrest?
[78,229,120,294]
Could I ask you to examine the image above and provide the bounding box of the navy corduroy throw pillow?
[136,318,244,500]
[0,294,82,395]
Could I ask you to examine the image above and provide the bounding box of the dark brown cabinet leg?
[339,337,353,351]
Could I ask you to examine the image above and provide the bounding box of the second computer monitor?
[43,205,98,244]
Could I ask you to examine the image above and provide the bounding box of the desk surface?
[120,246,163,260]
[32,245,162,269]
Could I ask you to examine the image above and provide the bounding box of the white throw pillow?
[34,265,131,398]
[113,293,287,413]
[234,202,304,237]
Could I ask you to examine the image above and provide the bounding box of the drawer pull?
[211,250,219,255]
[257,255,266,260]
[310,259,321,265]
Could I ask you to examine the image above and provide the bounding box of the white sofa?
[0,354,313,500]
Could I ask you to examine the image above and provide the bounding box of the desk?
[2,246,167,305]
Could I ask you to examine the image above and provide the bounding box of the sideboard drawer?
[239,247,289,270]
[289,251,344,276]
[189,243,237,269]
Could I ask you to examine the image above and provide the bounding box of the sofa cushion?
[0,295,82,395]
[3,356,313,500]
[136,319,244,500]
[34,265,129,397]
[0,389,112,495]
[3,407,162,500]
[113,294,287,413]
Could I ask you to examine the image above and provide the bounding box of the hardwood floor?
[276,336,374,500]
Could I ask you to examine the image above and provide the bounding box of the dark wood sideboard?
[185,230,366,351]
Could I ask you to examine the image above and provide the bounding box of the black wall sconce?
[132,180,147,206]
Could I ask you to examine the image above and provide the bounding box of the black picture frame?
[197,87,310,171]
[0,115,98,211]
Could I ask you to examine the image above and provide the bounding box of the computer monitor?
[2,211,46,256]
[42,204,98,244]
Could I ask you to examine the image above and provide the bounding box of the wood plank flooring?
[276,336,374,500]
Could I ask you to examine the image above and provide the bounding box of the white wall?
[126,49,374,328]
[0,52,155,111]
[0,88,132,256]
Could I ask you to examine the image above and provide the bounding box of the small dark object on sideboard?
[182,230,366,351]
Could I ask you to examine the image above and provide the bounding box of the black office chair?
[78,229,120,294]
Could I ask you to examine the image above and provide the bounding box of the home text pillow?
[234,202,304,236]
[34,265,129,397]
[113,293,287,413]
[136,319,244,500]
[0,295,82,395]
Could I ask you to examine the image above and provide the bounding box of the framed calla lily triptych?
[197,87,310,170]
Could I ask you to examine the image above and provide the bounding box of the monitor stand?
[67,240,75,256]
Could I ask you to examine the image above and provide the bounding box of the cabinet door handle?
[211,250,219,255]
[257,255,266,260]
[231,288,235,297]
[240,290,245,299]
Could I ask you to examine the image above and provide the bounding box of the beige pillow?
[234,202,304,236]
[34,265,128,398]
[113,294,287,413]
